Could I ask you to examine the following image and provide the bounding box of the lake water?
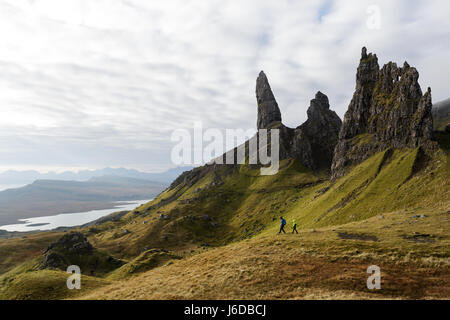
[0,184,26,191]
[0,199,151,232]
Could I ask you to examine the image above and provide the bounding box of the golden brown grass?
[79,208,450,300]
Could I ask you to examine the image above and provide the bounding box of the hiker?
[278,216,286,234]
[292,219,298,234]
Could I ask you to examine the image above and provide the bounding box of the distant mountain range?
[0,166,193,187]
[0,175,168,226]
[432,98,450,131]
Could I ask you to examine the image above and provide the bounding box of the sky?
[0,0,449,173]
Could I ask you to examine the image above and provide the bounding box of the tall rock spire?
[256,71,282,129]
[300,91,342,170]
[254,71,342,171]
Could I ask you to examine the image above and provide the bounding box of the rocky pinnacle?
[299,91,342,170]
[256,71,282,129]
[254,71,342,171]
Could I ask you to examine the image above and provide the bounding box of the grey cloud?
[0,0,449,172]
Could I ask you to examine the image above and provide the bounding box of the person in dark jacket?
[278,216,286,234]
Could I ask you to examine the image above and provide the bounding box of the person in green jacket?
[292,219,298,234]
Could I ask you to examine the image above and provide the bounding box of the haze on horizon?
[1,0,449,173]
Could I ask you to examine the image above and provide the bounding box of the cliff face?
[256,71,342,171]
[297,91,343,170]
[331,47,434,179]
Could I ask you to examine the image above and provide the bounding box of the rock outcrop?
[42,232,93,269]
[295,91,342,170]
[41,232,122,274]
[43,232,93,255]
[170,72,342,191]
[331,47,434,179]
[255,72,342,171]
[256,71,282,129]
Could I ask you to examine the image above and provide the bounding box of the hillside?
[0,48,448,300]
[1,138,448,299]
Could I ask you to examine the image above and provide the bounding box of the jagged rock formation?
[201,71,342,176]
[171,71,342,192]
[256,72,342,171]
[331,47,435,179]
[256,71,282,129]
[295,92,343,170]
[42,232,93,269]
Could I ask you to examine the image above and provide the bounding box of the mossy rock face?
[40,232,124,276]
[332,48,434,180]
[43,232,93,256]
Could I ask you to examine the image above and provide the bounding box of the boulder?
[43,231,92,255]
[40,231,123,274]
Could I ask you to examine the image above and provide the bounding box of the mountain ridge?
[0,166,193,186]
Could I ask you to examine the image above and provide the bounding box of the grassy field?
[0,231,64,275]
[80,208,449,299]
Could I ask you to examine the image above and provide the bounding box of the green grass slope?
[0,133,449,300]
[87,159,322,258]
[0,231,64,275]
[0,269,108,300]
[0,257,109,299]
[107,249,181,280]
[281,146,449,230]
[86,135,448,261]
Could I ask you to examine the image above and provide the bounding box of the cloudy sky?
[0,0,448,173]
